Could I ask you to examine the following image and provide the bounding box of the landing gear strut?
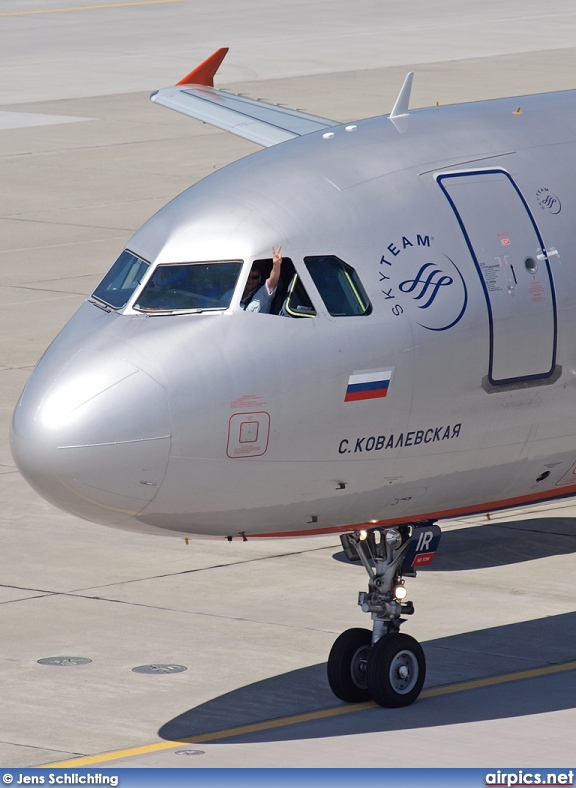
[327,523,440,708]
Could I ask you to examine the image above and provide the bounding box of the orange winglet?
[176,48,229,87]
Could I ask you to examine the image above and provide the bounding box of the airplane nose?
[11,351,171,525]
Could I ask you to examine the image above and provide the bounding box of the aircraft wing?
[150,48,339,148]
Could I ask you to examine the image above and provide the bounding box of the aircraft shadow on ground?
[332,517,576,571]
[159,611,576,744]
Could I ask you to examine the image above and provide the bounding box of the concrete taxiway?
[2,0,576,769]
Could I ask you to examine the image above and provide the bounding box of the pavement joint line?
[65,543,342,591]
[0,0,182,16]
[43,658,576,768]
[59,592,342,634]
[3,216,136,232]
[0,584,58,593]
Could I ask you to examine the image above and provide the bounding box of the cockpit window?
[91,250,150,309]
[304,256,372,316]
[134,261,242,313]
[281,275,317,317]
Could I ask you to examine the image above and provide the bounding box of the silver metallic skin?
[11,79,576,540]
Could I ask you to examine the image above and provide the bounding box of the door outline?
[437,168,557,386]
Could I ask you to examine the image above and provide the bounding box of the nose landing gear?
[327,522,440,708]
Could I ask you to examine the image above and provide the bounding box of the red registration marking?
[413,552,435,567]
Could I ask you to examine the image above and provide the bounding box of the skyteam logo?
[536,187,561,215]
[399,263,454,309]
[379,234,468,331]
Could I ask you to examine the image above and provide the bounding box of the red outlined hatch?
[227,412,270,458]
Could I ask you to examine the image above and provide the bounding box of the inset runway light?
[38,656,92,666]
[132,664,187,674]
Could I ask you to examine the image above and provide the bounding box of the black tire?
[366,633,426,707]
[327,628,372,703]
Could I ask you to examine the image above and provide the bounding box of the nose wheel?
[327,627,372,703]
[327,629,425,707]
[365,632,425,707]
[327,523,439,708]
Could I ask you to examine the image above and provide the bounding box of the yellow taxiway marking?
[45,659,576,768]
[0,0,181,17]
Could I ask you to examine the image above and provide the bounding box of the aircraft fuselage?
[11,88,576,538]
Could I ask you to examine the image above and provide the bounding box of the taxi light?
[394,584,407,600]
[359,530,368,541]
[385,528,402,549]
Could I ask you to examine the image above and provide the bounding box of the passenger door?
[437,169,557,386]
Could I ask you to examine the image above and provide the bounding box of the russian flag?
[344,368,394,402]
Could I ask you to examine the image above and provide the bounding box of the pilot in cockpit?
[240,246,283,313]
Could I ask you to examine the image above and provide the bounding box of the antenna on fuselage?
[389,72,414,133]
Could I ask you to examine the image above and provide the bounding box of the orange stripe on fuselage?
[246,482,576,538]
